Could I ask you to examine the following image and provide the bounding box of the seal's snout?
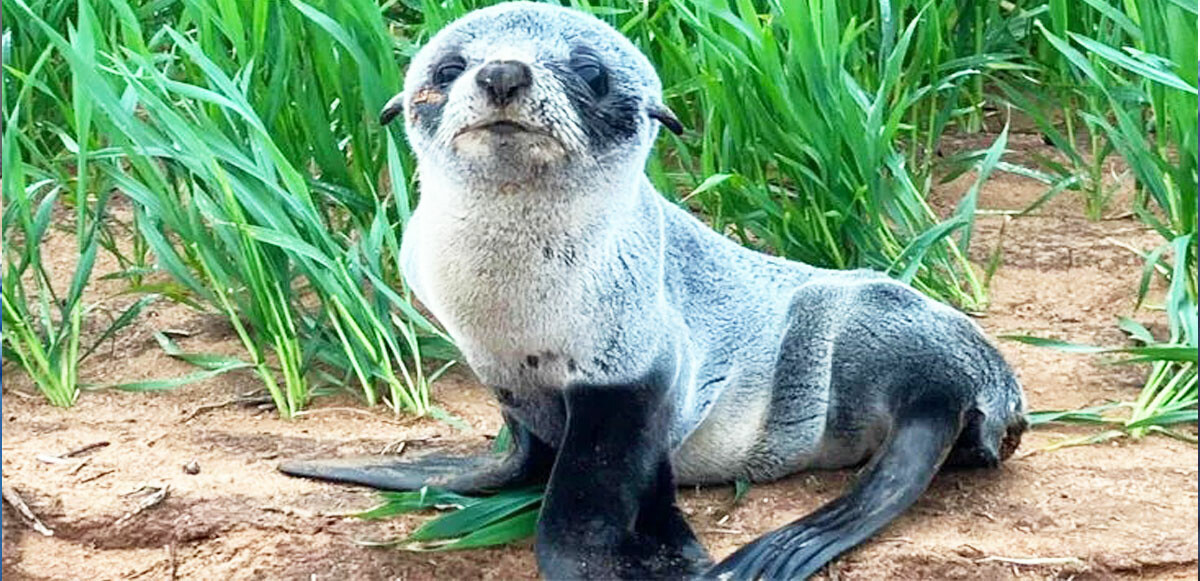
[476,60,533,106]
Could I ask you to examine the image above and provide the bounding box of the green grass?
[1,0,1195,431]
[1004,0,1197,442]
[1,0,1015,409]
[4,0,454,417]
[1,12,155,406]
[645,0,994,309]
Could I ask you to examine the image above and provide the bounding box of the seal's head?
[382,2,681,191]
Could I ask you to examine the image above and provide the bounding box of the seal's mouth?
[454,119,551,139]
[480,121,525,134]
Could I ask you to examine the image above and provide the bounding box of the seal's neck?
[415,163,643,237]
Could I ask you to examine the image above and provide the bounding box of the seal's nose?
[476,60,532,106]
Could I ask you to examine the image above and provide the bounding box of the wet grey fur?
[397,1,1026,487]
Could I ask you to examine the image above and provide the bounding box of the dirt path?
[3,135,1197,580]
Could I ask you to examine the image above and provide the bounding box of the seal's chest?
[402,207,597,359]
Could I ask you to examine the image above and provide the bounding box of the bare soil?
[3,134,1197,580]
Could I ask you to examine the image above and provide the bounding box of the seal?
[280,3,1028,579]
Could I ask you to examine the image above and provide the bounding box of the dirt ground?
[3,133,1197,580]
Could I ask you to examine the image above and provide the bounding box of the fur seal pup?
[280,3,1028,579]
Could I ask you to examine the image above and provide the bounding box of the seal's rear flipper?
[278,414,554,494]
[706,401,962,580]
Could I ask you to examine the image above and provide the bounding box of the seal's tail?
[705,401,962,581]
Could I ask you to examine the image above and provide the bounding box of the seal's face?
[383,2,680,190]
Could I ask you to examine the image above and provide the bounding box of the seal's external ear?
[380,92,405,126]
[649,105,684,136]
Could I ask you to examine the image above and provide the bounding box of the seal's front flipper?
[278,413,554,494]
[536,374,712,580]
[706,400,963,581]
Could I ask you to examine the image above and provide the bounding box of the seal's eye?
[570,51,608,97]
[434,57,466,86]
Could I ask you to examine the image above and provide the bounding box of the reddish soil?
[3,134,1197,580]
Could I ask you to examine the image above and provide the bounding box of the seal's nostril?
[476,60,533,106]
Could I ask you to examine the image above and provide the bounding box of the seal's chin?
[450,120,568,166]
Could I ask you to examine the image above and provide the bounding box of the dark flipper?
[536,373,712,580]
[706,400,963,581]
[277,413,554,494]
